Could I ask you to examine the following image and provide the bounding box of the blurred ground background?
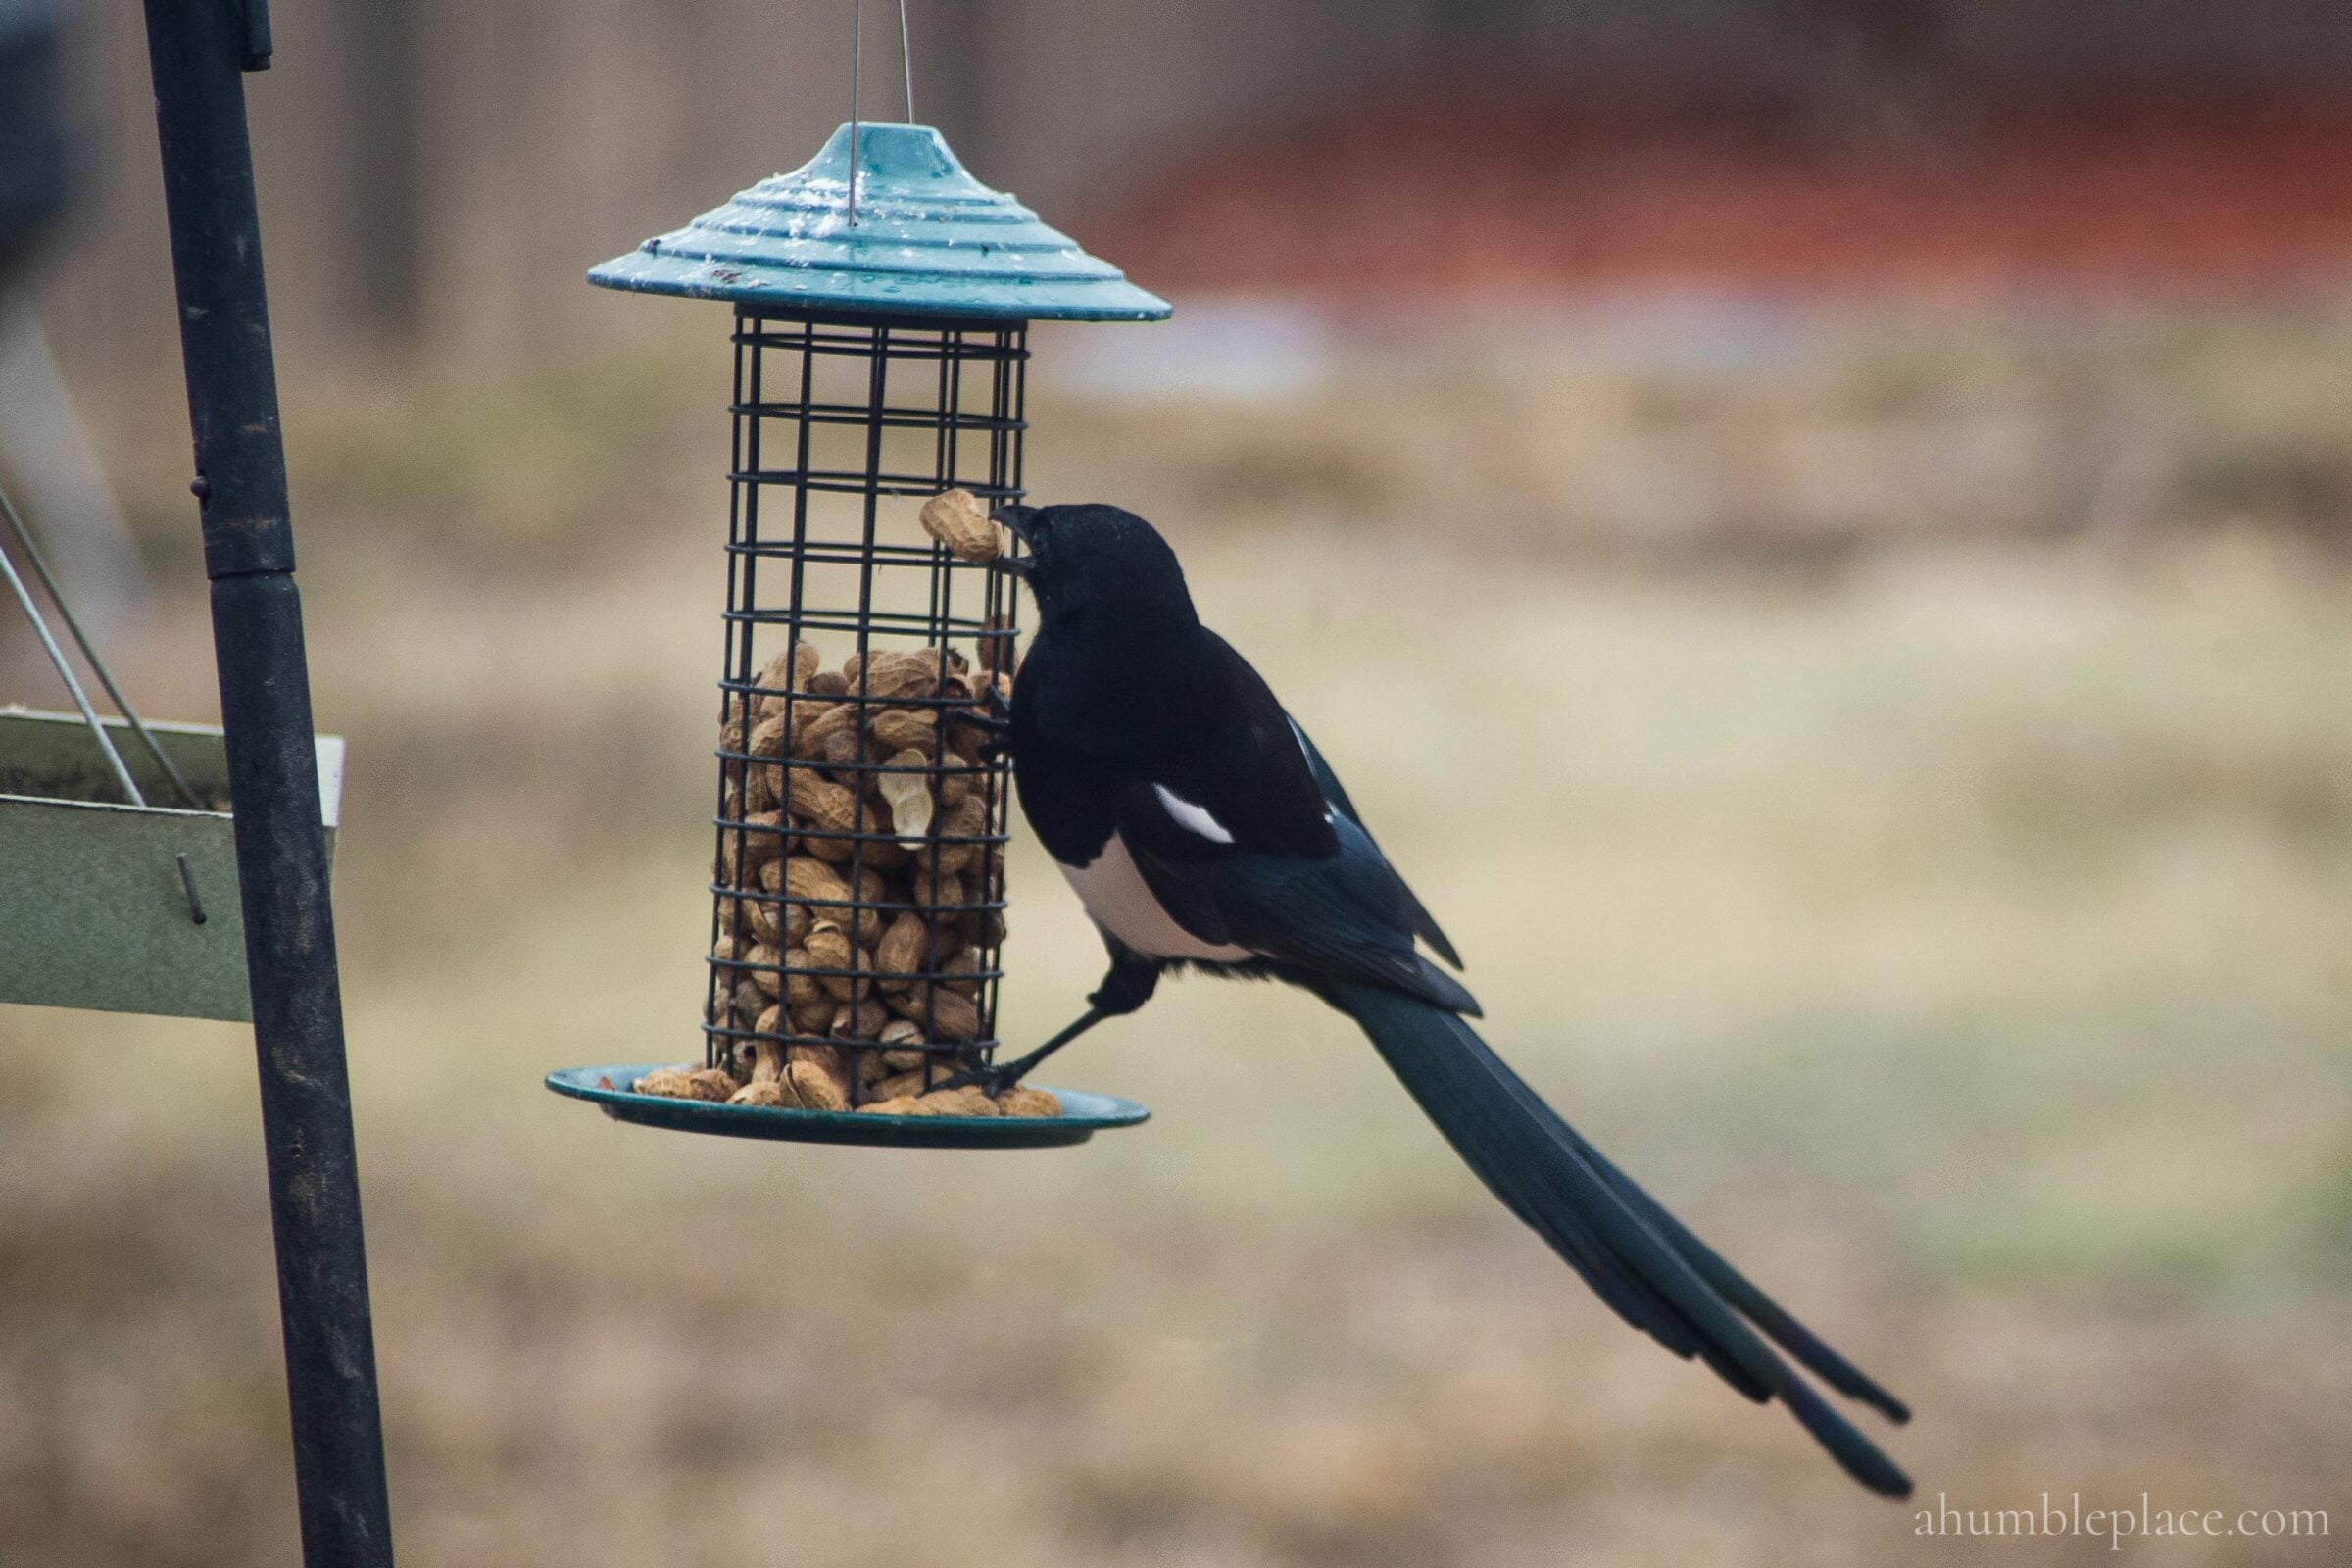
[5,3,2352,1566]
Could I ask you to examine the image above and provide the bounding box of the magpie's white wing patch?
[1151,783,1236,845]
[1056,834,1253,963]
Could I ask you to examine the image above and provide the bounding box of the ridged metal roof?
[588,122,1170,322]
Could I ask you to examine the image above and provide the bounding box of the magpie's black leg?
[949,953,1159,1093]
[960,1005,1112,1091]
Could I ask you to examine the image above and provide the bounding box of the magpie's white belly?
[1056,832,1253,963]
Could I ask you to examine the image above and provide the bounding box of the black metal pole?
[136,4,396,1565]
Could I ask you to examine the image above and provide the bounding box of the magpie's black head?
[992,503,1196,631]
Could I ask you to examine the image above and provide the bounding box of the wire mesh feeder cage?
[547,121,1166,1147]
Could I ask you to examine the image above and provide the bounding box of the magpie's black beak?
[990,504,1038,580]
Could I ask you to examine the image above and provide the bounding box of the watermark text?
[1916,1493,2329,1550]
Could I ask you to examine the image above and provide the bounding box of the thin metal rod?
[897,0,914,122]
[136,4,394,1567]
[176,851,209,924]
[848,0,862,225]
[0,499,144,806]
[0,480,203,807]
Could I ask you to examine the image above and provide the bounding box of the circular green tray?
[545,1063,1149,1149]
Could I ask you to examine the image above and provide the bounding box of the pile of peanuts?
[631,492,1058,1119]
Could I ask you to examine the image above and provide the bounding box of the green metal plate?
[545,1063,1150,1149]
[0,709,342,1021]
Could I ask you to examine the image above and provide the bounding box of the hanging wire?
[0,487,143,807]
[846,0,918,224]
[847,0,862,225]
[898,0,914,122]
[0,480,202,807]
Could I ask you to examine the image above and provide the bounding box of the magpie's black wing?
[1028,615,1469,1004]
[1114,780,1481,1016]
[1287,715,1461,969]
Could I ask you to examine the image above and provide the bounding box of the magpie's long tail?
[1330,981,1913,1499]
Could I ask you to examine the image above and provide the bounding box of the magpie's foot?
[958,701,1010,732]
[935,1060,1022,1097]
[955,701,1011,762]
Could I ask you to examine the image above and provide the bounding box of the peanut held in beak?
[918,488,1004,564]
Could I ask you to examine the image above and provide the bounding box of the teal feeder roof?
[588,122,1170,323]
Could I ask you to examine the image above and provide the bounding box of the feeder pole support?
[137,4,397,1566]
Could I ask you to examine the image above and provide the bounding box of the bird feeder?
[3,485,343,1022]
[0,708,341,1018]
[547,122,1164,1147]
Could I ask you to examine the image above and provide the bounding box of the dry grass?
[5,315,2351,1565]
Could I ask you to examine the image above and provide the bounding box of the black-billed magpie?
[985,501,1913,1498]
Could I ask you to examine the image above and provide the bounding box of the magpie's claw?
[957,703,1010,734]
[935,1060,1020,1097]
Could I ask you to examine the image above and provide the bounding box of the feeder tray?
[546,122,1166,1145]
[0,708,343,1020]
[546,1065,1148,1149]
